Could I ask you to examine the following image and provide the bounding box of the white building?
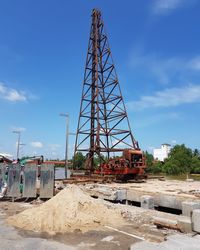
[153,144,171,162]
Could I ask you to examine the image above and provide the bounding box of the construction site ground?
[0,178,200,249]
[0,200,182,250]
[77,178,200,211]
[0,201,147,249]
[108,179,200,197]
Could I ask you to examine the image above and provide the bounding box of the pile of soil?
[7,185,124,234]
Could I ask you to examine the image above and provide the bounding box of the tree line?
[54,144,200,175]
[54,152,105,169]
[145,144,200,175]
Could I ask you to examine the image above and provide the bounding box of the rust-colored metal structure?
[74,9,141,174]
[95,149,146,181]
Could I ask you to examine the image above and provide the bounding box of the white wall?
[153,144,171,161]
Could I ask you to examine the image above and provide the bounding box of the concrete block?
[182,201,200,217]
[127,190,183,210]
[141,195,154,209]
[177,216,192,233]
[192,209,200,233]
[154,194,182,210]
[67,169,71,178]
[116,189,127,201]
[127,190,141,202]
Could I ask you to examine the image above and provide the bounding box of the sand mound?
[8,185,124,234]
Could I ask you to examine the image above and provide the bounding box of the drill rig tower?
[74,9,140,174]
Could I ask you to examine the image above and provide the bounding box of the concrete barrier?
[127,190,183,210]
[141,195,154,209]
[192,209,200,233]
[116,189,127,201]
[177,216,192,233]
[182,201,200,217]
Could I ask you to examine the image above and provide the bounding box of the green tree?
[72,152,86,169]
[193,149,200,158]
[163,144,193,174]
[191,156,200,174]
[164,159,182,175]
[148,161,163,174]
[93,154,105,168]
[144,151,154,168]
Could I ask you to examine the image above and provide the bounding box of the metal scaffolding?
[74,9,139,173]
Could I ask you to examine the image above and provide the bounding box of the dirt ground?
[108,179,200,198]
[1,178,199,250]
[0,199,175,250]
[0,201,140,250]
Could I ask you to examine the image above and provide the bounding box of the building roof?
[161,143,171,146]
[0,154,12,163]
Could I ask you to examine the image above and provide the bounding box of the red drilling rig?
[73,9,146,181]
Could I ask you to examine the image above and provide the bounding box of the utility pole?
[60,113,69,178]
[19,143,26,157]
[60,113,71,179]
[60,113,76,178]
[60,114,76,178]
[13,130,21,160]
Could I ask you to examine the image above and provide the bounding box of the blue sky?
[0,0,200,159]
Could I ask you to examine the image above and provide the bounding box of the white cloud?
[130,50,200,84]
[30,141,43,148]
[48,144,61,151]
[6,89,26,101]
[11,126,26,132]
[0,152,13,158]
[0,84,6,93]
[127,84,200,110]
[187,56,200,71]
[131,52,181,84]
[171,139,177,144]
[152,0,187,15]
[134,112,180,128]
[0,82,27,102]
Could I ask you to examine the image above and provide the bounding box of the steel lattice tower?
[74,9,139,172]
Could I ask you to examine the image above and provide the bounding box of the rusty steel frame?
[74,9,139,173]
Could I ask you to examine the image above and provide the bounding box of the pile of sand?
[8,185,124,234]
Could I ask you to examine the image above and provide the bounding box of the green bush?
[147,145,200,175]
[147,161,163,174]
[191,156,200,174]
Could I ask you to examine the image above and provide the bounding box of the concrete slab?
[127,189,183,209]
[182,201,200,217]
[130,234,200,250]
[192,209,200,233]
[84,185,127,201]
[83,180,200,211]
